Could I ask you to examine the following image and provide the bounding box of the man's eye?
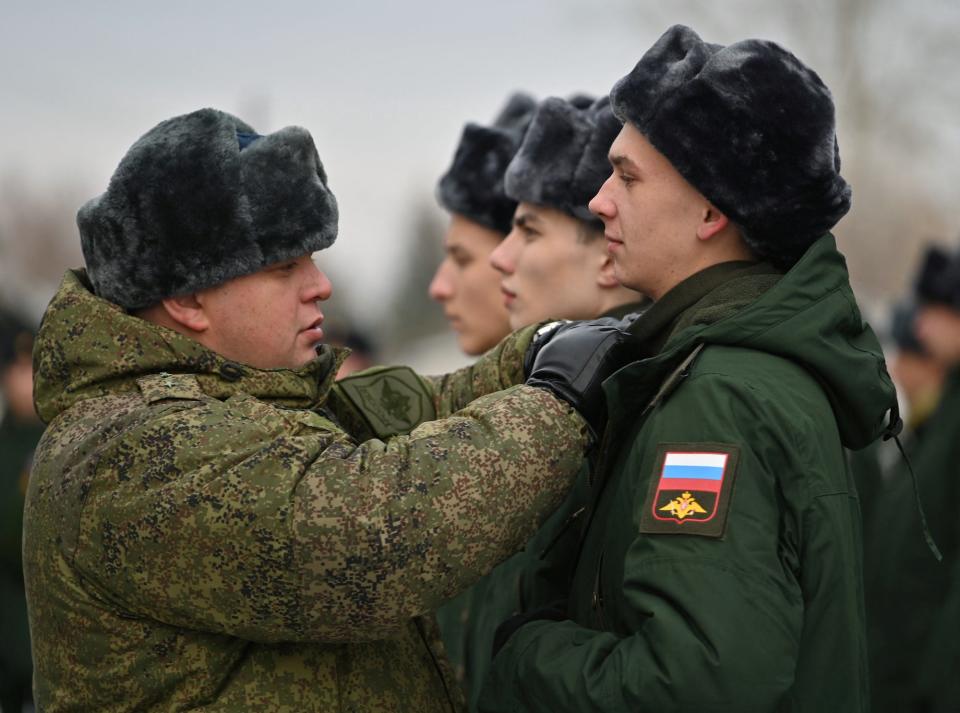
[619,173,635,186]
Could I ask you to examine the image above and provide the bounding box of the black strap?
[883,402,942,561]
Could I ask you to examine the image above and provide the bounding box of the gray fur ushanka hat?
[436,92,537,235]
[504,95,620,230]
[78,108,339,309]
[611,25,851,267]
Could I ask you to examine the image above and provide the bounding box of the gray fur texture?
[611,25,851,267]
[504,96,619,229]
[436,93,537,235]
[78,108,339,309]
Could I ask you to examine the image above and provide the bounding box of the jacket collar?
[33,269,346,422]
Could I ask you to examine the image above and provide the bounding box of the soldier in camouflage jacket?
[22,108,627,712]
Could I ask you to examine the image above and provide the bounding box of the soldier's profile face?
[589,123,707,300]
[490,203,610,329]
[198,253,332,370]
[428,214,511,355]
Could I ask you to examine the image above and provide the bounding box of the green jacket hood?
[668,234,896,451]
[33,270,343,423]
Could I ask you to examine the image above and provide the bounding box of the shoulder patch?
[638,443,740,538]
[335,366,436,439]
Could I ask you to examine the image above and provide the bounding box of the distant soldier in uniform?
[429,93,537,356]
[0,311,43,713]
[866,245,960,713]
[480,25,897,713]
[22,108,634,712]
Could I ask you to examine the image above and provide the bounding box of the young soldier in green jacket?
[479,25,897,713]
[22,108,634,712]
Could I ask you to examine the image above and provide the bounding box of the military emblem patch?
[638,444,740,537]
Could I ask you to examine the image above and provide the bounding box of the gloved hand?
[525,318,633,441]
[523,320,571,377]
[491,600,568,659]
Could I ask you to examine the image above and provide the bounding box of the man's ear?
[160,293,210,333]
[596,250,621,289]
[696,203,730,241]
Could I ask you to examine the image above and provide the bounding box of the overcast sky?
[3,0,958,325]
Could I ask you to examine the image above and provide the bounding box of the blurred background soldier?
[429,93,537,357]
[0,309,43,713]
[323,321,381,379]
[865,244,960,713]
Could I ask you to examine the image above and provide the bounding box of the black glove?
[491,600,568,659]
[525,318,633,440]
[523,320,571,377]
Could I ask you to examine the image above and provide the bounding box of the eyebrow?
[609,154,639,172]
[514,211,542,229]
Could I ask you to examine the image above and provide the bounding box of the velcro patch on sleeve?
[638,443,740,538]
[335,366,437,439]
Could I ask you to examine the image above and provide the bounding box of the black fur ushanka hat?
[436,93,537,235]
[914,244,960,309]
[78,108,339,309]
[504,95,620,230]
[611,25,851,267]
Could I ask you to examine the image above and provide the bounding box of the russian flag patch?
[639,444,740,537]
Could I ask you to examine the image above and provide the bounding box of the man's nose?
[304,263,333,302]
[429,260,454,301]
[490,231,519,275]
[588,175,616,220]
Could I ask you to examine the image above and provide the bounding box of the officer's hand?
[523,320,571,378]
[491,600,568,659]
[525,318,633,441]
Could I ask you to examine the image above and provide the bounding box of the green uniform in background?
[0,412,43,713]
[24,269,591,712]
[864,369,960,713]
[479,235,895,713]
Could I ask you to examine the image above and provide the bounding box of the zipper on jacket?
[591,551,607,630]
[575,344,707,566]
[538,506,586,560]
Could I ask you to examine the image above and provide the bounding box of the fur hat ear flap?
[78,108,338,309]
[436,92,537,235]
[505,95,620,228]
[611,24,851,267]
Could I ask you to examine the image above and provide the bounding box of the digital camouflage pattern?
[23,269,590,712]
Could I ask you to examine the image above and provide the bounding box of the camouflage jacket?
[24,270,589,712]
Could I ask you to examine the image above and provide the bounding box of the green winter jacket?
[864,368,960,713]
[23,270,591,712]
[479,234,896,713]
